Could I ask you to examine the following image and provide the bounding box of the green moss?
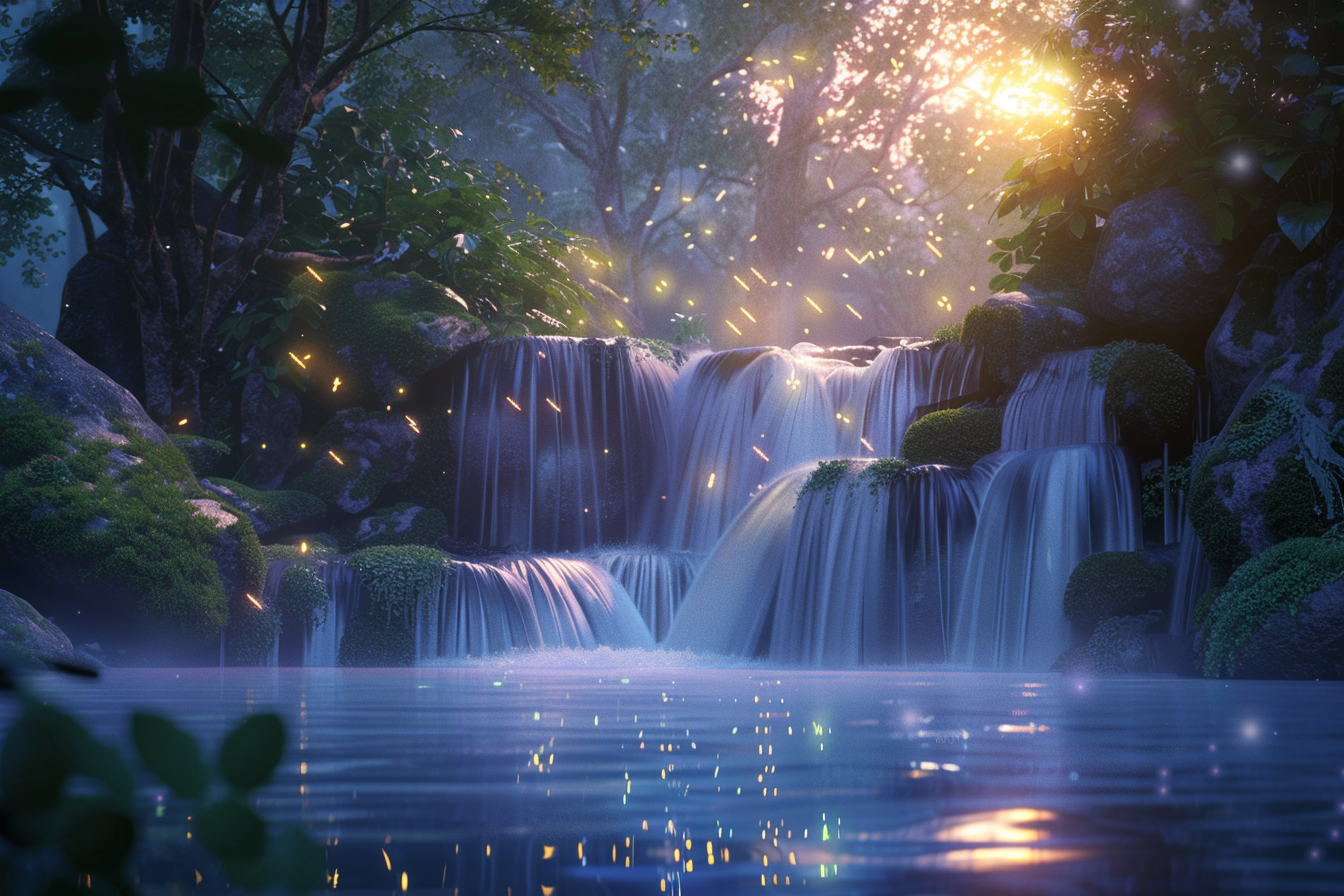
[1202,537,1344,677]
[1140,457,1190,520]
[0,397,73,468]
[1229,265,1278,350]
[960,304,1024,390]
[797,460,855,503]
[206,477,326,532]
[1292,317,1338,371]
[226,603,281,666]
[1317,350,1344,419]
[169,434,231,477]
[1188,448,1249,584]
[348,545,450,618]
[1097,343,1195,452]
[354,503,448,548]
[858,457,913,493]
[1063,552,1168,629]
[1225,387,1293,461]
[9,338,47,363]
[23,455,74,486]
[0,426,239,639]
[901,408,1003,468]
[1086,340,1140,383]
[337,611,414,667]
[930,322,962,344]
[1263,454,1331,542]
[277,564,330,627]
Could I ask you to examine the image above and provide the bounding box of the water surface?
[29,664,1344,895]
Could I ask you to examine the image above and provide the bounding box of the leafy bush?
[901,408,1003,467]
[1263,454,1333,541]
[1091,342,1194,453]
[930,321,962,344]
[1063,552,1169,628]
[797,458,918,503]
[960,303,1024,390]
[1140,456,1191,519]
[277,565,330,627]
[1202,537,1344,677]
[990,0,1344,289]
[0,667,325,892]
[347,545,451,618]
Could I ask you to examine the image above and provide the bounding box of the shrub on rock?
[901,408,1003,468]
[1063,551,1168,630]
[1089,341,1194,456]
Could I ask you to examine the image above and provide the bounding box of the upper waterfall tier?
[1001,349,1116,450]
[440,336,677,552]
[652,341,980,552]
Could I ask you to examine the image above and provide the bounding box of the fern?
[1229,385,1344,519]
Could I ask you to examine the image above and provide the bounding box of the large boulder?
[1234,578,1344,679]
[1206,238,1344,422]
[239,373,305,489]
[961,291,1093,390]
[1,300,165,445]
[0,588,78,667]
[200,477,326,541]
[1086,188,1238,343]
[56,232,145,401]
[0,303,264,662]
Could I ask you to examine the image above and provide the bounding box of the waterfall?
[415,562,542,659]
[1170,514,1212,634]
[950,445,1142,670]
[492,556,654,650]
[1001,350,1116,450]
[654,341,979,551]
[589,550,701,642]
[767,463,987,665]
[665,461,988,664]
[441,336,677,552]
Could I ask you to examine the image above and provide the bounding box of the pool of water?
[21,662,1344,895]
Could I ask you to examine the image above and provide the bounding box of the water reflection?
[20,668,1344,894]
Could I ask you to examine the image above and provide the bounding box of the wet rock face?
[56,233,145,401]
[1086,187,1238,342]
[240,373,305,489]
[1235,579,1344,680]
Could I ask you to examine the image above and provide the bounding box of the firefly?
[245,594,263,610]
[506,397,522,411]
[328,450,344,465]
[305,265,323,282]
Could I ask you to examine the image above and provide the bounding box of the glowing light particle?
[740,307,757,323]
[733,275,751,292]
[752,446,770,462]
[845,304,863,320]
[245,593,263,610]
[726,320,743,336]
[327,450,344,466]
[506,397,522,411]
[707,473,717,489]
[805,296,823,314]
[305,265,324,282]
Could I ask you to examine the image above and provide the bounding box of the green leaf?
[55,798,134,874]
[215,121,292,166]
[1279,54,1320,77]
[131,713,207,799]
[1262,152,1298,183]
[1068,212,1087,240]
[1,705,72,812]
[197,799,267,863]
[988,273,1022,293]
[219,714,284,791]
[1278,200,1333,251]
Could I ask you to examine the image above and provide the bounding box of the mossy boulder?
[169,434,231,477]
[291,408,420,515]
[348,545,450,618]
[1232,578,1344,679]
[201,477,326,540]
[239,372,305,489]
[338,612,415,667]
[283,271,488,410]
[901,407,1003,467]
[1089,342,1195,457]
[1201,537,1344,678]
[1052,611,1163,674]
[1063,551,1169,631]
[352,504,448,548]
[0,588,78,667]
[960,293,1091,391]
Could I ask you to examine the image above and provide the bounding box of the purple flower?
[1285,27,1309,49]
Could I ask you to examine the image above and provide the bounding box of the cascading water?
[1001,350,1116,451]
[1170,514,1212,634]
[653,341,979,551]
[440,336,677,552]
[949,445,1142,670]
[589,550,701,642]
[492,556,654,650]
[665,461,987,664]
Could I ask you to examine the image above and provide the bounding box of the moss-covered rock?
[960,293,1092,391]
[901,408,1003,468]
[290,408,420,515]
[1202,537,1344,677]
[0,400,261,656]
[1052,611,1163,674]
[1090,342,1195,456]
[225,601,281,666]
[337,611,415,667]
[201,477,326,540]
[169,434,230,477]
[352,504,448,548]
[1232,578,1344,679]
[283,271,488,410]
[1063,551,1168,630]
[348,545,451,618]
[277,564,330,626]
